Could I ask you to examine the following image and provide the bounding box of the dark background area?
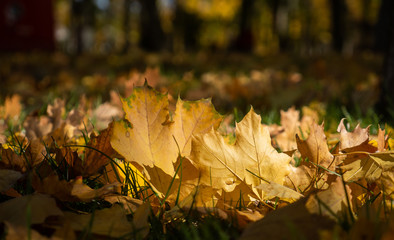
[0,0,393,122]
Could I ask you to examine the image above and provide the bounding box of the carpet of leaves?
[0,77,393,239]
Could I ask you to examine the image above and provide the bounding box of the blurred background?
[0,0,393,124]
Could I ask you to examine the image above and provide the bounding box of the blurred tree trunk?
[270,0,289,52]
[122,0,131,54]
[139,0,164,51]
[234,0,254,52]
[358,0,375,50]
[173,1,201,52]
[330,0,344,52]
[375,0,394,119]
[71,0,96,54]
[71,0,84,54]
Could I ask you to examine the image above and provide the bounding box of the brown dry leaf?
[92,102,123,130]
[337,119,377,153]
[379,171,394,199]
[0,169,22,192]
[377,127,389,152]
[284,164,316,193]
[64,204,133,238]
[24,139,46,167]
[52,147,81,178]
[23,115,53,140]
[51,221,77,240]
[306,176,353,220]
[300,105,320,131]
[271,106,318,152]
[0,141,44,172]
[47,98,65,130]
[3,222,52,240]
[104,195,143,214]
[190,108,292,201]
[348,205,388,240]
[0,122,6,144]
[65,108,90,138]
[1,95,22,121]
[78,123,115,177]
[381,213,394,240]
[65,108,85,128]
[43,123,73,147]
[340,151,394,182]
[33,174,121,202]
[271,106,300,151]
[240,197,335,240]
[111,84,222,197]
[0,145,26,172]
[296,122,335,171]
[71,178,121,202]
[110,90,122,109]
[132,202,151,239]
[256,181,303,203]
[0,194,63,226]
[123,67,162,97]
[234,209,265,228]
[166,185,227,220]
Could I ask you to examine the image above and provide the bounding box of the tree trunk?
[375,0,394,120]
[173,1,201,52]
[233,0,254,52]
[330,0,344,52]
[122,0,131,54]
[139,0,165,51]
[71,0,84,54]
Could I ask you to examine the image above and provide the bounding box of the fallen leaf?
[132,202,151,239]
[240,197,335,240]
[348,205,388,240]
[234,209,265,228]
[78,123,115,177]
[0,145,26,172]
[340,151,394,182]
[47,98,65,130]
[111,84,222,197]
[64,204,133,238]
[0,122,6,144]
[306,176,353,220]
[104,195,143,214]
[296,122,335,171]
[337,119,377,153]
[92,102,123,130]
[0,142,44,172]
[1,95,22,122]
[190,108,292,201]
[256,181,303,203]
[33,174,121,202]
[71,178,121,202]
[0,169,22,192]
[300,105,320,131]
[377,127,389,152]
[51,221,77,240]
[23,115,53,140]
[379,171,394,198]
[3,221,52,240]
[284,164,316,193]
[0,194,63,226]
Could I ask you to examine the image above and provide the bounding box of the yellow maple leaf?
[296,122,335,172]
[256,181,303,203]
[306,176,353,220]
[337,119,377,153]
[110,84,222,197]
[190,108,292,201]
[340,151,394,182]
